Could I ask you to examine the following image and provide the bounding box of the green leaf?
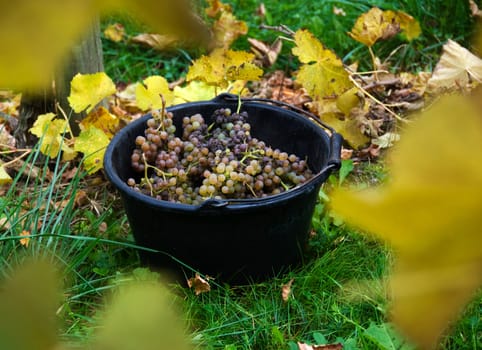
[313,332,328,344]
[338,159,354,186]
[363,323,416,350]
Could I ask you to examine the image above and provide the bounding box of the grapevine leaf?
[330,94,482,349]
[68,72,116,113]
[319,112,370,149]
[186,48,263,88]
[75,126,110,174]
[135,75,174,111]
[427,39,482,92]
[103,23,125,42]
[292,29,352,98]
[348,7,400,47]
[173,81,219,103]
[80,106,120,139]
[29,113,69,158]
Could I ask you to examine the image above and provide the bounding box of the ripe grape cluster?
[127,108,314,204]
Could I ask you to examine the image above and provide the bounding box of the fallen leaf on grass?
[281,278,294,302]
[427,39,482,92]
[372,132,400,149]
[297,342,343,350]
[348,7,400,47]
[469,0,482,17]
[130,33,179,51]
[211,11,248,49]
[19,230,31,247]
[292,29,353,99]
[187,273,211,295]
[0,165,12,185]
[330,94,482,349]
[104,23,125,42]
[187,48,263,88]
[249,37,282,68]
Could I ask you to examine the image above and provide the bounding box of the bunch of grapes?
[127,108,314,204]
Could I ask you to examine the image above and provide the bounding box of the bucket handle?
[212,93,343,169]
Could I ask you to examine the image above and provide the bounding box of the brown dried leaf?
[281,278,294,302]
[187,273,211,295]
[469,0,482,17]
[130,33,179,51]
[249,37,282,68]
[428,39,482,91]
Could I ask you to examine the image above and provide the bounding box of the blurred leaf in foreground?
[93,279,191,350]
[0,0,206,90]
[330,94,482,349]
[0,260,61,350]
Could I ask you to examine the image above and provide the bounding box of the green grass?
[0,147,480,349]
[100,1,480,83]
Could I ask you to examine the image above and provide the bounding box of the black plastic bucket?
[104,94,342,283]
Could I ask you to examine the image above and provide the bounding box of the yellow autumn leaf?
[348,7,400,47]
[75,126,110,174]
[211,11,248,49]
[80,106,120,139]
[330,94,482,349]
[173,81,218,103]
[396,11,421,41]
[186,48,263,88]
[19,230,31,247]
[292,29,353,99]
[0,164,12,185]
[135,75,174,111]
[104,23,125,42]
[29,113,69,158]
[0,0,206,90]
[427,39,482,92]
[68,72,116,113]
[205,0,232,18]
